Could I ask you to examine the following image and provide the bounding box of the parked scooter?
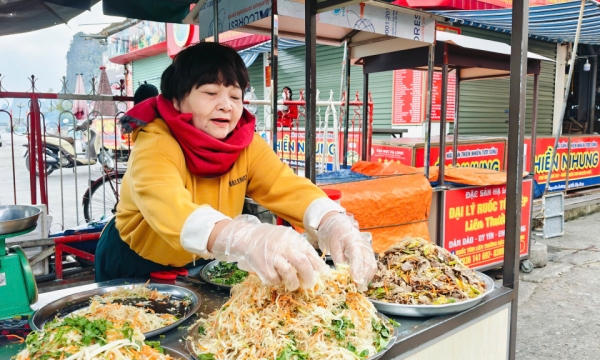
[23,118,114,176]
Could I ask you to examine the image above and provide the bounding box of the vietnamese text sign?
[392,70,423,125]
[533,136,600,192]
[443,179,532,270]
[371,144,414,164]
[278,1,435,43]
[262,130,363,170]
[416,142,506,170]
[391,70,456,124]
[198,0,271,40]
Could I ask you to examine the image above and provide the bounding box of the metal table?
[0,267,509,359]
[372,128,408,138]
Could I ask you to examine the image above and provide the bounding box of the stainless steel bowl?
[0,205,41,236]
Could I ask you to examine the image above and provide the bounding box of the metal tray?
[369,271,496,318]
[163,346,191,359]
[31,283,201,338]
[199,260,248,290]
[0,205,41,235]
[185,313,397,360]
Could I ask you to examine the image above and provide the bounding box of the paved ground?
[516,211,600,359]
[0,130,108,232]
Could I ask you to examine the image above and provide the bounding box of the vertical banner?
[391,70,424,125]
[443,179,533,270]
[391,70,456,125]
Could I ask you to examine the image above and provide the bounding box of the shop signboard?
[371,143,414,164]
[391,70,456,125]
[566,136,600,189]
[443,179,533,270]
[371,138,506,170]
[278,1,435,43]
[262,130,363,170]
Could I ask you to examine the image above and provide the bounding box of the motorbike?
[23,118,114,176]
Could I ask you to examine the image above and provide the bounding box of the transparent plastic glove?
[212,215,328,290]
[316,213,377,291]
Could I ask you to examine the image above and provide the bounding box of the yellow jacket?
[115,118,328,267]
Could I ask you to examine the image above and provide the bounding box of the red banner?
[391,70,456,125]
[371,144,414,164]
[391,70,423,125]
[415,141,505,169]
[443,179,532,270]
[262,130,363,170]
[431,71,456,122]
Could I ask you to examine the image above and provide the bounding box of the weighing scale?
[0,205,40,320]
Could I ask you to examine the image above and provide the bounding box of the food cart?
[0,1,534,359]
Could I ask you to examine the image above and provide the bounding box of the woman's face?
[174,83,244,140]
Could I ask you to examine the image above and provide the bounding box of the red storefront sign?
[397,0,572,10]
[443,179,533,270]
[391,70,456,125]
[371,144,414,164]
[371,141,506,170]
[419,141,505,169]
[262,130,363,170]
[567,136,600,189]
[532,137,569,188]
[391,70,423,125]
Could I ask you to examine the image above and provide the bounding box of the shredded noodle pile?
[71,301,178,333]
[14,316,176,360]
[190,265,393,360]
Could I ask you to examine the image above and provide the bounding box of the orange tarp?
[320,173,432,253]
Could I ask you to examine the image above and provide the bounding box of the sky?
[0,2,125,99]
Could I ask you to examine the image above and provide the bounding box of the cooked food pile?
[206,262,249,286]
[367,238,487,305]
[14,284,191,360]
[14,316,175,360]
[190,265,394,359]
[71,300,178,334]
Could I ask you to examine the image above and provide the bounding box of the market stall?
[0,1,533,359]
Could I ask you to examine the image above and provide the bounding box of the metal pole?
[530,74,539,174]
[452,69,460,166]
[270,10,279,153]
[504,1,529,360]
[424,44,435,180]
[436,45,449,246]
[343,42,351,168]
[438,44,448,186]
[361,73,369,160]
[544,0,585,194]
[589,56,597,134]
[305,0,317,183]
[213,0,219,43]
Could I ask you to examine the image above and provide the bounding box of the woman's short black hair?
[160,42,249,103]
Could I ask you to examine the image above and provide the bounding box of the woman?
[276,86,298,128]
[95,42,375,291]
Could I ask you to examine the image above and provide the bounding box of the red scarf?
[120,95,255,177]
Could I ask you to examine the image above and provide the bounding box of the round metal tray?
[186,312,397,360]
[0,205,41,236]
[163,346,192,360]
[199,260,248,290]
[369,271,496,318]
[31,283,201,338]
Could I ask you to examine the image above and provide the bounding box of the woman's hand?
[210,215,328,291]
[316,212,377,291]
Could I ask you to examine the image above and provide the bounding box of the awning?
[361,30,552,80]
[239,39,305,68]
[433,1,600,45]
[0,0,100,36]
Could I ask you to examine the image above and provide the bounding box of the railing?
[252,89,374,175]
